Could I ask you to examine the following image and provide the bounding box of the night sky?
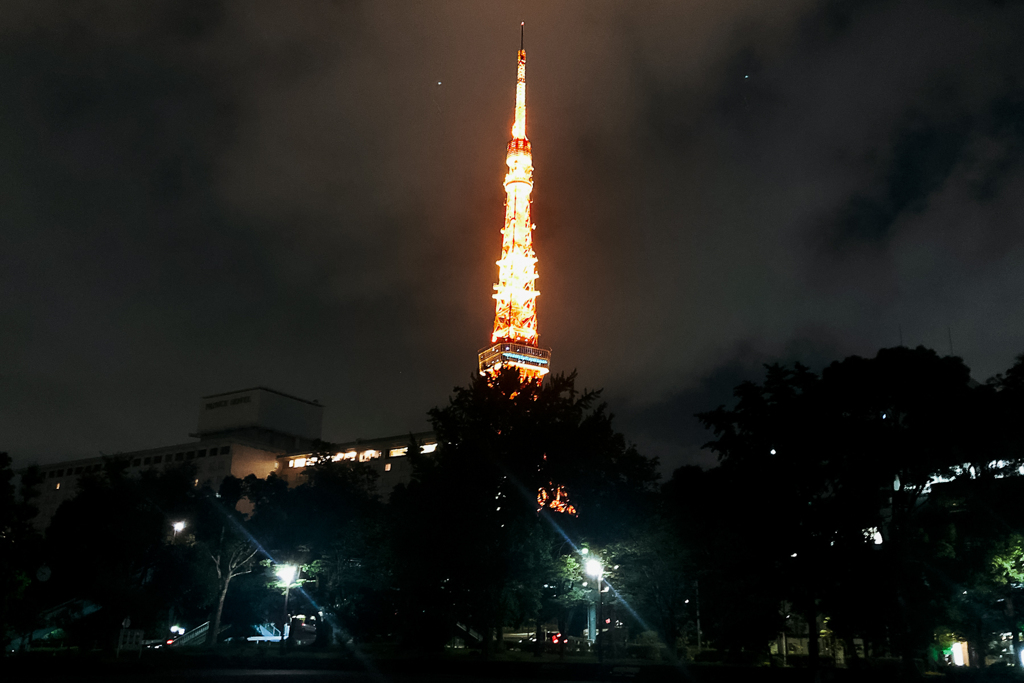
[3,1,1024,475]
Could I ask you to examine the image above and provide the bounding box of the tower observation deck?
[478,26,552,382]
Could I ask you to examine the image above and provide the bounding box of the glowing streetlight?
[172,521,186,540]
[585,558,605,663]
[276,564,298,649]
[276,564,298,585]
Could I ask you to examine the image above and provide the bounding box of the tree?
[990,533,1024,665]
[697,362,832,663]
[44,460,202,644]
[607,517,692,652]
[693,346,991,667]
[298,457,389,643]
[392,369,658,653]
[0,454,44,647]
[196,479,262,645]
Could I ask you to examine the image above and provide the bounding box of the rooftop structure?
[195,387,324,451]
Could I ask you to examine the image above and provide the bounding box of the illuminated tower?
[478,26,552,381]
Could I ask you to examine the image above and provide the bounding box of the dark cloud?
[3,0,1024,475]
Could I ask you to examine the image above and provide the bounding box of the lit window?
[287,460,294,468]
[358,450,380,462]
[421,443,438,454]
[384,463,392,472]
[342,451,357,460]
[294,458,306,468]
[55,482,60,490]
[389,447,408,457]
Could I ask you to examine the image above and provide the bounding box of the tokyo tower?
[477,25,552,382]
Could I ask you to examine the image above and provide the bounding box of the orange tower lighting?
[478,24,552,381]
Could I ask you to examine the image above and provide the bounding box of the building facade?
[23,387,431,529]
[276,431,438,500]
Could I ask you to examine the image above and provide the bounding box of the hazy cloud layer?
[2,1,1023,474]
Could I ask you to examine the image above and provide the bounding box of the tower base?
[478,341,551,379]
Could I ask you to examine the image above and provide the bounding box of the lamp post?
[276,564,298,650]
[172,521,185,540]
[585,558,604,664]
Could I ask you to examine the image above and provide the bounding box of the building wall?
[197,388,323,441]
[25,439,284,530]
[230,443,281,481]
[33,457,106,530]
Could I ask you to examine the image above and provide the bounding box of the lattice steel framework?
[478,33,552,381]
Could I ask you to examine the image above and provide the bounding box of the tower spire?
[477,28,552,382]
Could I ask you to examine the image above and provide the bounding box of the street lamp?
[276,565,298,649]
[172,521,186,540]
[585,558,604,663]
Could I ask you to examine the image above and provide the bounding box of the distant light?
[963,591,968,595]
[581,548,589,555]
[882,413,887,419]
[790,553,798,558]
[744,74,749,79]
[172,521,185,533]
[770,449,776,455]
[437,81,442,86]
[277,564,298,585]
[685,599,689,604]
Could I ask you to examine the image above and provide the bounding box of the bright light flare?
[276,564,297,585]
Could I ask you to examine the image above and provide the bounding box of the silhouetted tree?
[0,454,44,647]
[392,369,658,654]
